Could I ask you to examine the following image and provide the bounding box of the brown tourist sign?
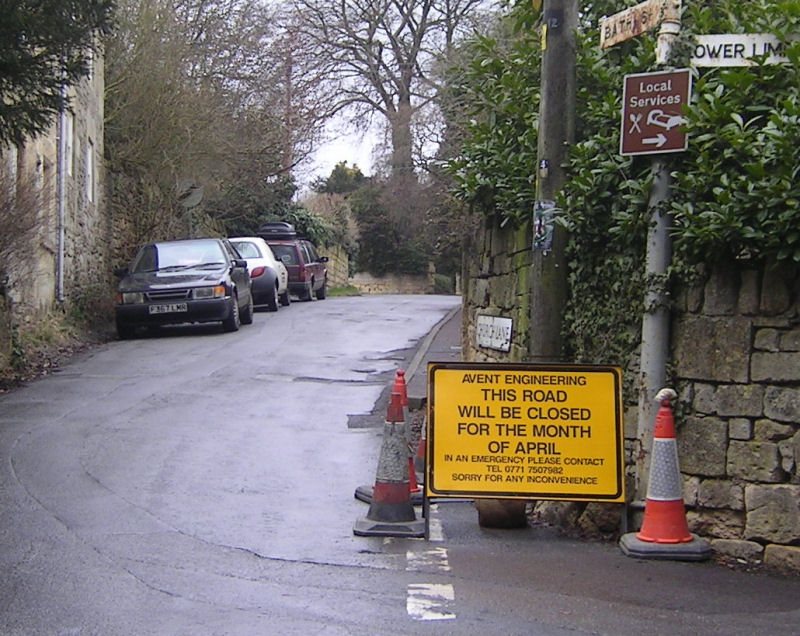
[620,68,692,156]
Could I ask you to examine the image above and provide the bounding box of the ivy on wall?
[446,8,542,229]
[671,3,800,264]
[448,1,800,393]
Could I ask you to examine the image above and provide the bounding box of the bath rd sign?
[599,0,677,49]
[426,362,625,502]
[620,68,692,156]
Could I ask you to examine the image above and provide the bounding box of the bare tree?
[292,0,494,182]
[105,0,331,257]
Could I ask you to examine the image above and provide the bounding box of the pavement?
[404,302,462,408]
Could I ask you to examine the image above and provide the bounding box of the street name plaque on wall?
[476,315,513,352]
[426,362,625,502]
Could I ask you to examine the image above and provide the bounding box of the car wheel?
[241,292,254,324]
[266,280,279,312]
[315,279,327,300]
[116,319,136,340]
[222,294,240,332]
[279,289,291,306]
[301,280,314,301]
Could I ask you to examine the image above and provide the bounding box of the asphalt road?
[1,294,799,636]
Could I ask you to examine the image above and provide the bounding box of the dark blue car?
[114,238,254,339]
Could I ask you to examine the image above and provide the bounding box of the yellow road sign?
[426,363,625,502]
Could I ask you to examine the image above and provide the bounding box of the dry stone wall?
[318,245,349,288]
[462,218,800,573]
[461,222,532,362]
[673,260,800,572]
[350,269,435,295]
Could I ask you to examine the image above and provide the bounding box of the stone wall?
[672,259,800,572]
[461,218,800,573]
[318,244,349,288]
[461,222,532,362]
[350,269,436,295]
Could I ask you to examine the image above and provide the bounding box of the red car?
[259,223,329,301]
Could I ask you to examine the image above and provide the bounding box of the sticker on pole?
[426,363,625,502]
[620,68,692,156]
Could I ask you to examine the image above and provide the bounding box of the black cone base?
[619,532,711,561]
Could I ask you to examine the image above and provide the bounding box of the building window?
[65,113,74,177]
[86,139,94,203]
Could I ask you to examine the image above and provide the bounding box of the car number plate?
[149,303,188,314]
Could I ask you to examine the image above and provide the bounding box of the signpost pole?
[634,1,682,502]
[530,0,579,363]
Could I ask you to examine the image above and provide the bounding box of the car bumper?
[288,281,310,295]
[115,298,234,327]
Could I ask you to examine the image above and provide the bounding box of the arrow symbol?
[642,133,667,147]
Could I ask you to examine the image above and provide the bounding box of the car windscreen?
[269,244,298,265]
[131,240,226,272]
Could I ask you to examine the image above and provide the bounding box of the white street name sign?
[476,315,513,352]
[692,34,794,67]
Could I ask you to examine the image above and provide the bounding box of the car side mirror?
[114,267,129,278]
[232,259,248,269]
[319,256,329,263]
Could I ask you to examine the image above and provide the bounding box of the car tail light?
[250,266,266,278]
[298,265,307,281]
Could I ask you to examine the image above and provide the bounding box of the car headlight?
[193,285,226,299]
[120,292,144,304]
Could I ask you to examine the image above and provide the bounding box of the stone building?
[0,52,108,332]
[461,222,800,574]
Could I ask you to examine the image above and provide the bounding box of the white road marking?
[428,517,445,542]
[405,504,455,620]
[406,546,450,572]
[407,583,456,620]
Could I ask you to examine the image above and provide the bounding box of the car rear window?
[269,244,298,265]
[231,241,260,259]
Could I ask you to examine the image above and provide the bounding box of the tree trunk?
[389,89,414,181]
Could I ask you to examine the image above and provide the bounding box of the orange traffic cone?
[355,369,423,505]
[393,369,407,396]
[413,431,426,484]
[408,456,421,495]
[354,392,425,538]
[393,369,422,497]
[619,388,710,560]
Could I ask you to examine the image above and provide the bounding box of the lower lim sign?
[621,68,692,156]
[426,362,625,502]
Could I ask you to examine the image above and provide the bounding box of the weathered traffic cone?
[394,369,424,500]
[408,456,421,496]
[354,392,425,537]
[355,369,423,505]
[393,369,409,411]
[619,388,711,560]
[413,433,426,484]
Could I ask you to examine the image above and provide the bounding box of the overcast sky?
[295,113,382,194]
